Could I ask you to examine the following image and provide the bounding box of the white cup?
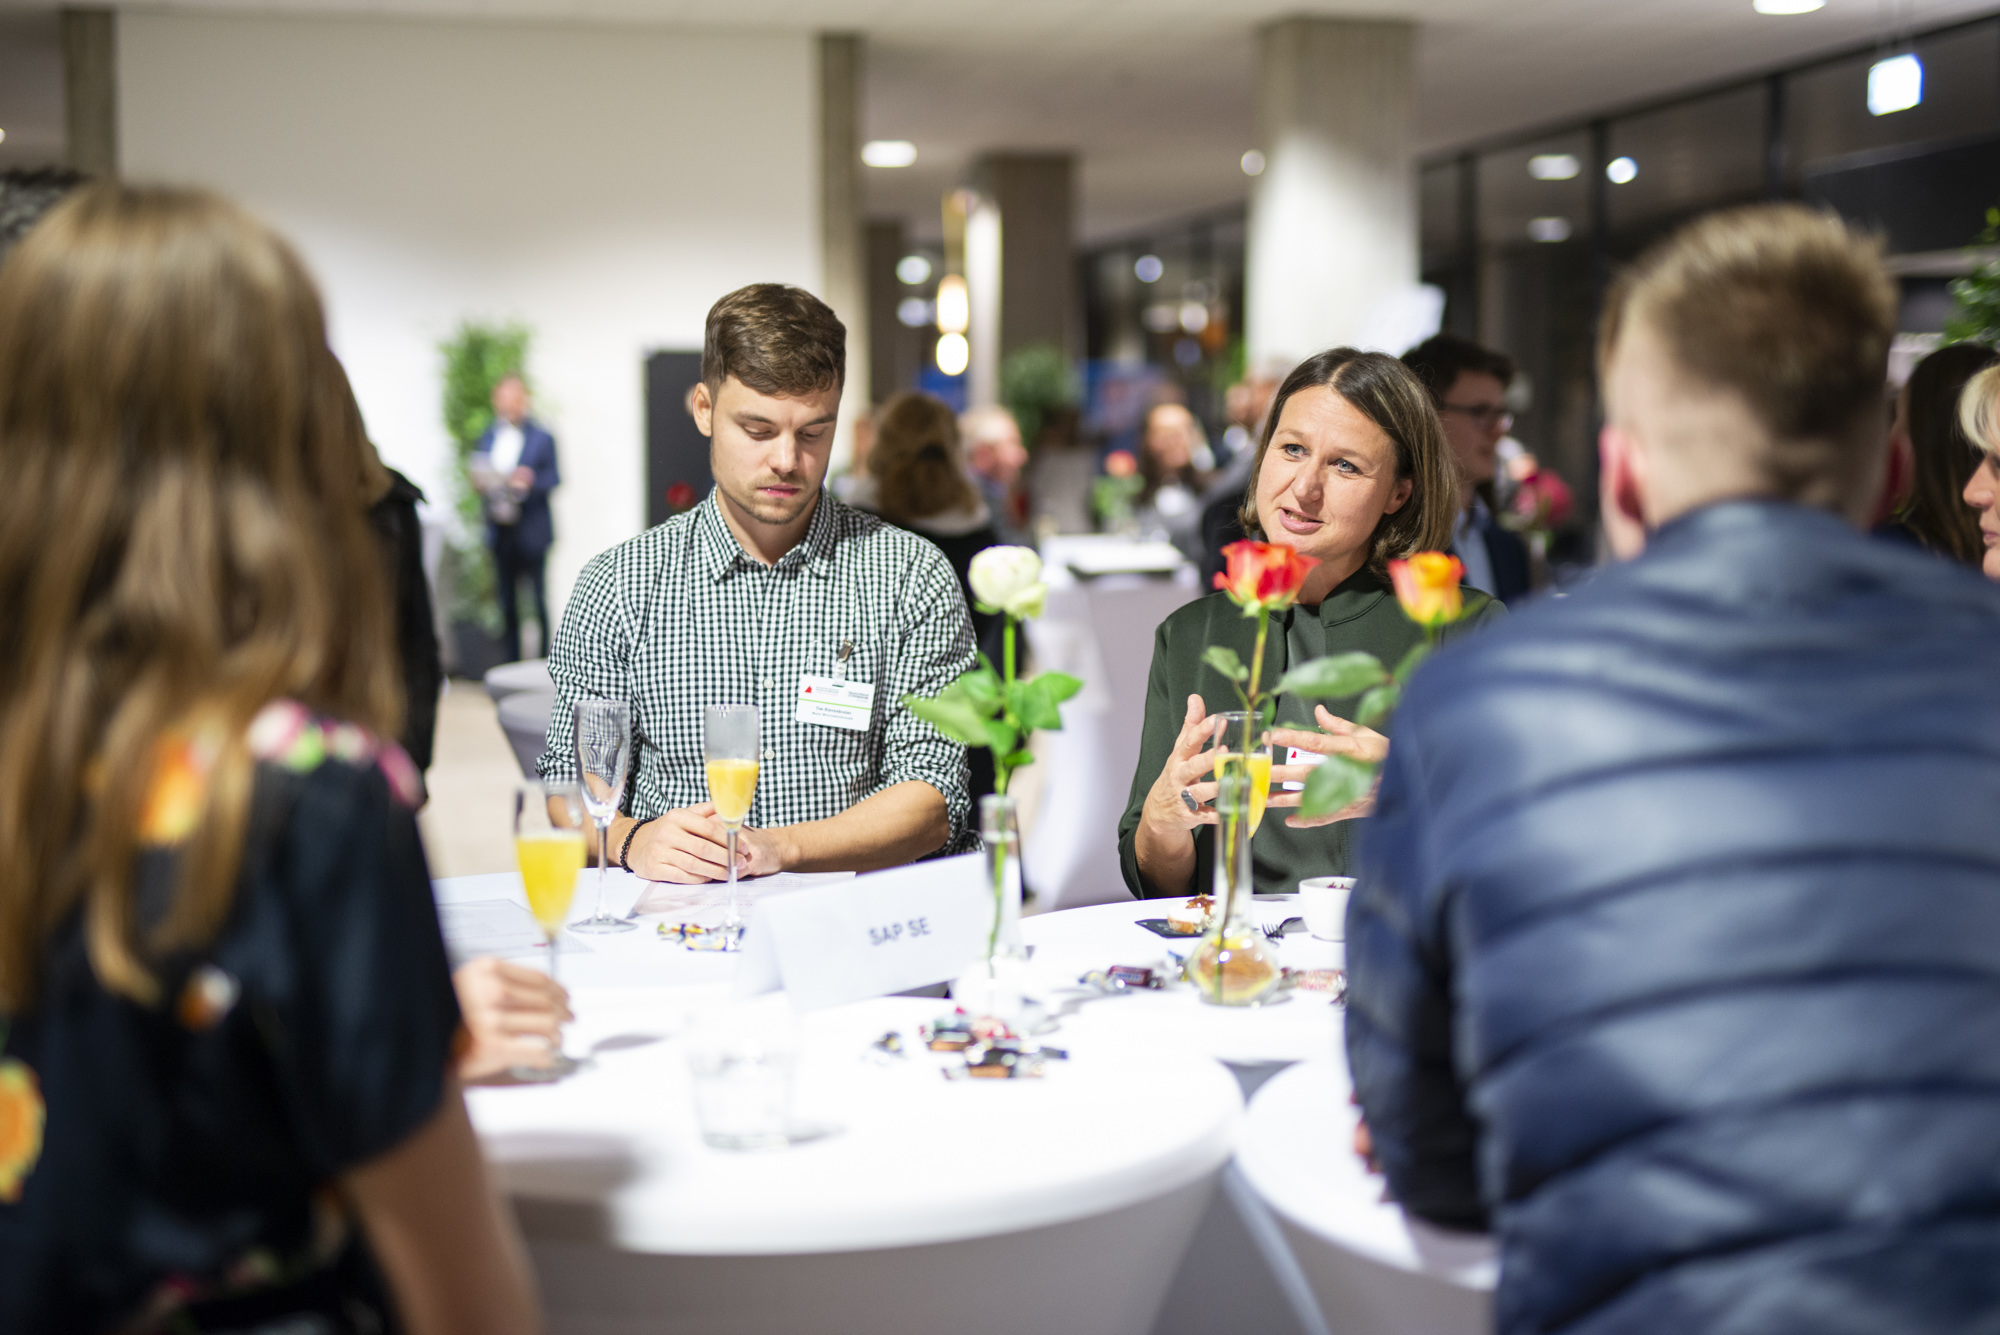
[1297,876,1355,942]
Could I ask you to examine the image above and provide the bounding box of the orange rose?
[1213,539,1319,615]
[1388,551,1465,628]
[0,1057,44,1203]
[1104,449,1138,479]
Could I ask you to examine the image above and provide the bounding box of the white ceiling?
[14,0,2000,240]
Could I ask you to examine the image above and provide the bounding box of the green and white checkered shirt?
[538,489,977,853]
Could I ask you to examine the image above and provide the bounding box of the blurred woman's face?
[1255,385,1412,597]
[1964,450,2000,581]
[1144,405,1195,472]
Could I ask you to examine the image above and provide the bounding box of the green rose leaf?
[1355,682,1401,729]
[1010,671,1083,733]
[1391,641,1432,684]
[1202,645,1249,684]
[1275,652,1388,698]
[1001,748,1035,770]
[958,666,1003,716]
[984,718,1021,756]
[1296,753,1378,819]
[904,694,991,748]
[1258,697,1277,735]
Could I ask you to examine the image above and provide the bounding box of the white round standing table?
[1237,1059,1496,1335]
[436,873,1244,1335]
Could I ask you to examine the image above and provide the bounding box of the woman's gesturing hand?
[1141,694,1226,836]
[1266,705,1386,828]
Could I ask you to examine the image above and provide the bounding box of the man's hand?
[508,464,535,495]
[624,802,754,883]
[1266,706,1386,828]
[453,957,572,1084]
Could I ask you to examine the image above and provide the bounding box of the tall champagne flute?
[571,699,635,934]
[703,704,760,949]
[514,779,588,1080]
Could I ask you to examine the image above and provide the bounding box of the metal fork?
[1261,916,1302,943]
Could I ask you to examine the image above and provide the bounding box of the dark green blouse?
[1118,566,1500,899]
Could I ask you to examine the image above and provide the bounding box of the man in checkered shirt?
[538,284,976,881]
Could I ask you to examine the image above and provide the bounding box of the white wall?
[120,11,820,621]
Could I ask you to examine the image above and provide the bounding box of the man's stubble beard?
[718,473,819,529]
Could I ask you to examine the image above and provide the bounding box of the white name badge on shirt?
[1280,744,1328,792]
[796,675,874,730]
[734,853,987,1009]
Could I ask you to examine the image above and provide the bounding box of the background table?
[1238,1059,1497,1335]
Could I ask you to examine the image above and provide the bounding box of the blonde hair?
[0,183,401,1009]
[868,392,979,524]
[1599,205,1897,507]
[1237,348,1458,573]
[1958,363,2000,461]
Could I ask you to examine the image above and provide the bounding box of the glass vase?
[1188,770,1280,1007]
[953,793,1030,1024]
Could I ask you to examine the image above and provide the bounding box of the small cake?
[1166,895,1217,935]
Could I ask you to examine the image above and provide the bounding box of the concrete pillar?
[969,153,1078,364]
[62,7,117,176]
[818,33,869,466]
[865,217,917,407]
[1245,17,1416,365]
[964,195,1001,409]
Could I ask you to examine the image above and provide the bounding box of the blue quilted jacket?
[1347,500,2000,1335]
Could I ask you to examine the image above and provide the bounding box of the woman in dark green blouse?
[1120,348,1501,899]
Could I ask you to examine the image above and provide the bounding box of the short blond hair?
[1958,363,2000,459]
[1599,205,1896,502]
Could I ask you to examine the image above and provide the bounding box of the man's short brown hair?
[1600,204,1896,498]
[702,283,845,398]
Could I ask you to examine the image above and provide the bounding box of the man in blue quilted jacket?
[1347,203,2000,1335]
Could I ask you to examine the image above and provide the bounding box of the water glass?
[572,699,634,934]
[685,999,797,1150]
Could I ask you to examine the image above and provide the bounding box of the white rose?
[968,545,1048,620]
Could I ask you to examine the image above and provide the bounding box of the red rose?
[666,481,698,513]
[1213,539,1318,614]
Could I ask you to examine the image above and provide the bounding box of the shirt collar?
[694,487,841,581]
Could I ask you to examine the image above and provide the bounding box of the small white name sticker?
[1280,744,1329,791]
[796,674,874,731]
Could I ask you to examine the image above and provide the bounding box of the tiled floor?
[417,681,523,878]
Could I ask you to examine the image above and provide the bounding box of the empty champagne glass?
[514,779,587,1080]
[703,704,760,949]
[571,699,634,933]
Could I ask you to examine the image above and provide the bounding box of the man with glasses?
[1402,334,1532,604]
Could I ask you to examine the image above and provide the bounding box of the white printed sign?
[796,675,874,731]
[734,853,988,1010]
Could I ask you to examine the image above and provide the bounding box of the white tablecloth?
[1023,569,1200,912]
[437,872,1242,1335]
[1019,895,1344,1068]
[1238,1059,1496,1335]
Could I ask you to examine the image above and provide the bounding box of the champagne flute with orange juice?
[513,779,587,1080]
[1210,711,1273,836]
[704,704,760,949]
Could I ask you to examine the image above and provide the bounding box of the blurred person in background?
[961,404,1030,545]
[0,183,536,1334]
[1348,205,2000,1335]
[1877,341,1996,565]
[472,374,560,663]
[1401,334,1533,605]
[1135,401,1214,563]
[826,401,877,507]
[1956,362,2000,580]
[0,168,89,263]
[1121,348,1497,900]
[856,392,1003,798]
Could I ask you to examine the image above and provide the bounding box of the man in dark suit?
[472,373,560,662]
[1402,334,1531,605]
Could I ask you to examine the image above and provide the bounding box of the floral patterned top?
[0,702,457,1334]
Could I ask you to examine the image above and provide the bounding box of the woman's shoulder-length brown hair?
[868,391,979,523]
[0,182,401,1010]
[1235,347,1458,573]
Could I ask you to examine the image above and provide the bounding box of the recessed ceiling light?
[1868,53,1923,115]
[1134,254,1164,283]
[1528,217,1573,243]
[895,254,932,285]
[0,129,7,145]
[1240,149,1266,176]
[934,274,969,335]
[1529,153,1579,181]
[1753,0,1824,13]
[861,140,917,168]
[1606,156,1639,184]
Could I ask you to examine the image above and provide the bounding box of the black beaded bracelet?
[618,816,656,871]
